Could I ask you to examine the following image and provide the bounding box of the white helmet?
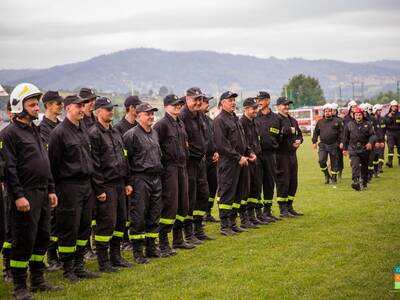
[364,103,373,114]
[373,104,383,114]
[390,100,398,106]
[347,100,357,109]
[322,103,332,111]
[359,103,367,111]
[331,103,338,110]
[9,83,42,114]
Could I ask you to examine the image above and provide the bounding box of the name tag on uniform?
[269,127,280,134]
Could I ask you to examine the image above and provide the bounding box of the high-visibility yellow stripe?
[269,127,280,134]
[145,232,159,238]
[379,159,385,163]
[113,231,124,238]
[241,200,247,205]
[50,236,58,242]
[184,215,193,220]
[330,171,338,175]
[95,235,112,242]
[372,161,379,165]
[247,198,259,204]
[193,210,206,216]
[288,196,295,201]
[264,199,273,204]
[218,204,232,210]
[160,218,175,225]
[368,166,374,170]
[208,197,215,203]
[125,221,130,227]
[58,246,76,253]
[3,241,12,249]
[232,203,241,209]
[10,260,29,268]
[216,196,220,202]
[123,149,128,157]
[175,215,185,222]
[388,153,394,157]
[277,197,288,202]
[76,239,88,247]
[30,254,45,262]
[320,167,328,171]
[129,234,145,240]
[91,220,97,227]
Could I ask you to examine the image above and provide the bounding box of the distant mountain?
[0,48,399,99]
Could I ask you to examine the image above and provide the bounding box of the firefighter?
[114,95,142,251]
[255,91,282,222]
[343,107,376,191]
[371,104,386,176]
[79,88,98,129]
[89,97,133,272]
[331,103,345,179]
[154,94,193,256]
[344,100,357,126]
[115,95,142,135]
[213,91,255,235]
[275,97,304,217]
[179,87,213,243]
[312,103,343,185]
[385,100,400,168]
[2,83,62,299]
[240,97,267,228]
[360,103,376,181]
[38,91,63,272]
[48,95,99,282]
[200,96,219,223]
[123,103,162,264]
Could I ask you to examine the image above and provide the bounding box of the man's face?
[128,105,137,118]
[245,106,258,119]
[332,109,338,116]
[391,105,399,113]
[23,97,40,119]
[67,103,85,121]
[324,109,332,118]
[84,98,95,114]
[165,103,183,116]
[257,97,270,110]
[186,96,203,112]
[46,100,63,116]
[200,101,209,112]
[138,111,155,127]
[278,103,289,114]
[221,98,236,113]
[354,112,363,122]
[375,109,382,117]
[96,107,114,123]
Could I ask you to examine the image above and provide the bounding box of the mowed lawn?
[0,136,399,299]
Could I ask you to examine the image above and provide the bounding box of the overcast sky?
[0,0,399,69]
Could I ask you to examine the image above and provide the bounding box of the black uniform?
[48,118,95,273]
[385,111,400,166]
[114,117,137,136]
[372,115,387,173]
[276,113,303,214]
[82,113,96,129]
[333,115,345,175]
[39,117,60,147]
[89,121,129,266]
[214,110,250,230]
[343,119,376,187]
[154,114,189,248]
[203,114,218,213]
[312,117,343,180]
[123,124,162,251]
[1,120,53,290]
[179,106,209,240]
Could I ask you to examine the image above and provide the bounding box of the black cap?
[255,91,270,99]
[276,97,293,106]
[243,97,258,108]
[95,97,118,110]
[79,87,97,100]
[124,95,142,108]
[186,87,204,98]
[220,91,238,101]
[136,102,159,113]
[42,91,63,103]
[203,95,214,103]
[63,94,89,107]
[164,94,184,106]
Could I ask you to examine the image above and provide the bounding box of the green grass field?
[1,136,399,299]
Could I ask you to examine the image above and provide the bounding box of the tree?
[366,91,398,105]
[158,86,169,97]
[282,74,325,108]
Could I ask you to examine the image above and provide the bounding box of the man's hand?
[125,185,133,196]
[312,143,317,150]
[97,192,107,202]
[239,156,248,166]
[291,127,296,134]
[15,197,30,212]
[248,153,257,162]
[212,152,219,163]
[49,193,58,208]
[343,150,348,156]
[366,143,372,150]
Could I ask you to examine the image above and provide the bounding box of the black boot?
[361,180,368,191]
[145,237,161,258]
[331,174,337,184]
[83,242,97,261]
[110,244,132,268]
[74,253,100,279]
[247,208,260,225]
[240,210,257,229]
[262,204,276,223]
[194,221,215,240]
[172,228,195,249]
[30,261,63,292]
[46,248,62,272]
[204,209,219,223]
[97,249,119,273]
[266,203,282,221]
[279,202,294,218]
[230,214,245,233]
[159,231,177,257]
[351,177,361,191]
[287,200,304,216]
[12,269,34,300]
[324,172,331,184]
[378,162,384,173]
[386,156,393,168]
[132,240,150,264]
[62,260,79,283]
[184,222,203,245]
[255,207,270,225]
[219,217,236,236]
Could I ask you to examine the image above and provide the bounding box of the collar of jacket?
[64,117,83,132]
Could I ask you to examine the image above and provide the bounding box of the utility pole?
[352,81,355,100]
[339,84,342,105]
[361,81,364,101]
[397,80,399,101]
